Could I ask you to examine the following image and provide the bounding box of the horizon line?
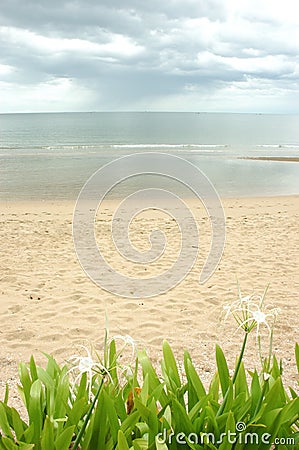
[0,110,298,116]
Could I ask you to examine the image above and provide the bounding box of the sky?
[0,0,298,113]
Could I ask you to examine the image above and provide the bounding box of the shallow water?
[1,112,299,200]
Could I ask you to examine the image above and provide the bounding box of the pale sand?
[0,196,298,405]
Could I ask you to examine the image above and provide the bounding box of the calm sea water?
[1,112,299,200]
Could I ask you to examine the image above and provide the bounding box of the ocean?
[1,112,299,200]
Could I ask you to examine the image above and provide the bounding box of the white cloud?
[0,63,14,75]
[0,26,144,58]
[229,0,299,25]
[0,78,96,113]
[206,53,296,77]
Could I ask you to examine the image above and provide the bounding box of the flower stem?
[72,378,104,450]
[217,331,249,417]
[253,378,268,418]
[232,331,249,384]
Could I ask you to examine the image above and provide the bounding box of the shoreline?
[1,192,299,207]
[239,156,299,162]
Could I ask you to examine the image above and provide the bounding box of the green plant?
[0,291,298,449]
[0,342,298,449]
[0,354,81,449]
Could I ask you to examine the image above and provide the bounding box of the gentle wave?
[110,143,228,149]
[42,143,228,151]
[0,143,229,151]
[1,142,299,154]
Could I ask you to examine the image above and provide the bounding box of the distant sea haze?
[0,112,299,200]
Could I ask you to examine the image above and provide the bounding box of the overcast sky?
[0,0,298,113]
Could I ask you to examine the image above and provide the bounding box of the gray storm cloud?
[0,0,298,112]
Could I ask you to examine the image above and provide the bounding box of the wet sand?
[240,156,299,162]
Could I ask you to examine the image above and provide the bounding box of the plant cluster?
[0,292,298,449]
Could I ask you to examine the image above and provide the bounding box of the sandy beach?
[0,195,298,404]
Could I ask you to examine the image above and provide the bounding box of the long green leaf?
[72,378,104,450]
[209,372,220,402]
[54,370,69,420]
[36,368,55,390]
[103,390,120,443]
[3,384,9,405]
[216,345,230,398]
[280,397,299,425]
[219,411,235,450]
[54,425,75,450]
[263,377,285,412]
[116,430,130,450]
[137,350,168,406]
[120,411,140,437]
[234,362,248,398]
[171,397,195,435]
[22,423,35,444]
[66,397,88,428]
[162,340,181,391]
[44,354,61,379]
[134,397,159,436]
[41,416,54,450]
[185,358,206,402]
[250,371,261,417]
[0,435,19,449]
[0,403,14,439]
[18,363,32,409]
[29,356,38,383]
[11,407,27,442]
[87,392,106,450]
[109,339,118,385]
[28,380,43,445]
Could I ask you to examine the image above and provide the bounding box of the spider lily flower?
[223,289,279,338]
[108,334,137,384]
[223,295,251,322]
[68,345,112,399]
[236,303,279,337]
[112,334,136,357]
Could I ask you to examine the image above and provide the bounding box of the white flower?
[236,303,277,337]
[112,334,136,357]
[68,345,111,399]
[107,334,137,384]
[223,288,279,338]
[223,295,251,321]
[78,356,94,373]
[67,334,137,401]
